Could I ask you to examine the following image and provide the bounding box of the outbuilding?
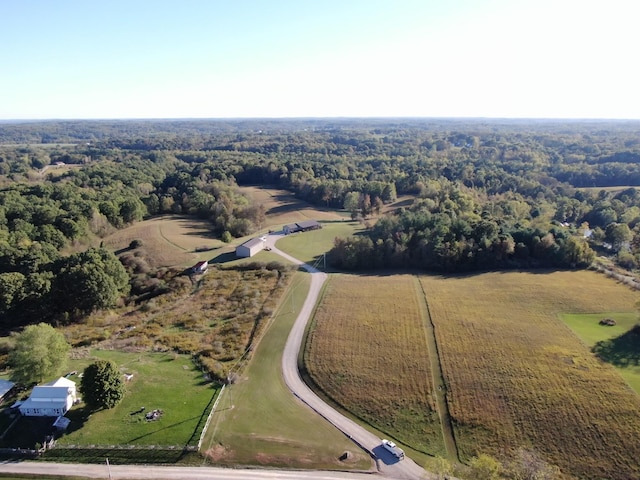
[283,220,322,234]
[191,260,208,274]
[235,237,266,258]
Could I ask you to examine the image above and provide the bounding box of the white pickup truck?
[382,439,405,460]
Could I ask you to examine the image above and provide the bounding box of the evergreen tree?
[81,360,125,410]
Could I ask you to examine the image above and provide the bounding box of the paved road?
[0,461,378,480]
[267,233,430,480]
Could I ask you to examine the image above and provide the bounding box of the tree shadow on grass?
[592,325,640,367]
[62,406,92,436]
[126,415,200,443]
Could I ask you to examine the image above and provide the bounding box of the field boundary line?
[197,385,225,450]
[415,276,460,463]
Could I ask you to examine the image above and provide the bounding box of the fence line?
[197,384,225,450]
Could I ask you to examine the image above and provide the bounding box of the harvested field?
[419,270,640,480]
[101,216,221,267]
[305,274,445,455]
[239,186,345,228]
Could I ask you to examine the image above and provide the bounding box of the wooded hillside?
[1,118,640,325]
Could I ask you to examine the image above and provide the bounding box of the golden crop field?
[305,274,446,455]
[419,270,640,480]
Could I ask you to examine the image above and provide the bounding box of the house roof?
[29,386,73,400]
[45,377,75,388]
[0,379,14,398]
[19,396,68,411]
[297,220,321,229]
[239,237,265,249]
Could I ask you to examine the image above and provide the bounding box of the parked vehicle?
[382,439,405,460]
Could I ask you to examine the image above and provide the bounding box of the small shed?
[191,260,208,274]
[235,237,266,258]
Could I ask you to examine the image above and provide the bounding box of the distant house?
[235,237,266,258]
[0,379,15,403]
[283,220,322,235]
[191,260,208,274]
[18,377,77,417]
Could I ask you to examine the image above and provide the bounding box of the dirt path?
[415,276,459,463]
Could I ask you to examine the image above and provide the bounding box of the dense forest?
[1,118,640,326]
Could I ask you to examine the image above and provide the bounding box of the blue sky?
[1,0,637,119]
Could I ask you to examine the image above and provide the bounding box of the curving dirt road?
[267,234,431,480]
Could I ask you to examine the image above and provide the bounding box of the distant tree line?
[2,118,640,325]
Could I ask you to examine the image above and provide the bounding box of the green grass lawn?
[200,271,372,470]
[57,351,219,447]
[275,220,363,267]
[560,312,640,394]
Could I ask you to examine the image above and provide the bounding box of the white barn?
[235,237,266,258]
[18,377,77,417]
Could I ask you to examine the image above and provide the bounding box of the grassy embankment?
[420,271,640,480]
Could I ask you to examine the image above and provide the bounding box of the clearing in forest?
[239,186,345,228]
[101,215,220,267]
[304,274,446,456]
[419,270,640,480]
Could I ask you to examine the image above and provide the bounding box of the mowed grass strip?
[202,272,372,470]
[238,185,345,229]
[561,312,640,394]
[275,221,363,267]
[305,274,445,455]
[419,270,640,480]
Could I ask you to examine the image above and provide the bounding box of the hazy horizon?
[2,0,638,120]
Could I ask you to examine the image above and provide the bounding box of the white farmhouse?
[18,377,77,417]
[235,237,266,258]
